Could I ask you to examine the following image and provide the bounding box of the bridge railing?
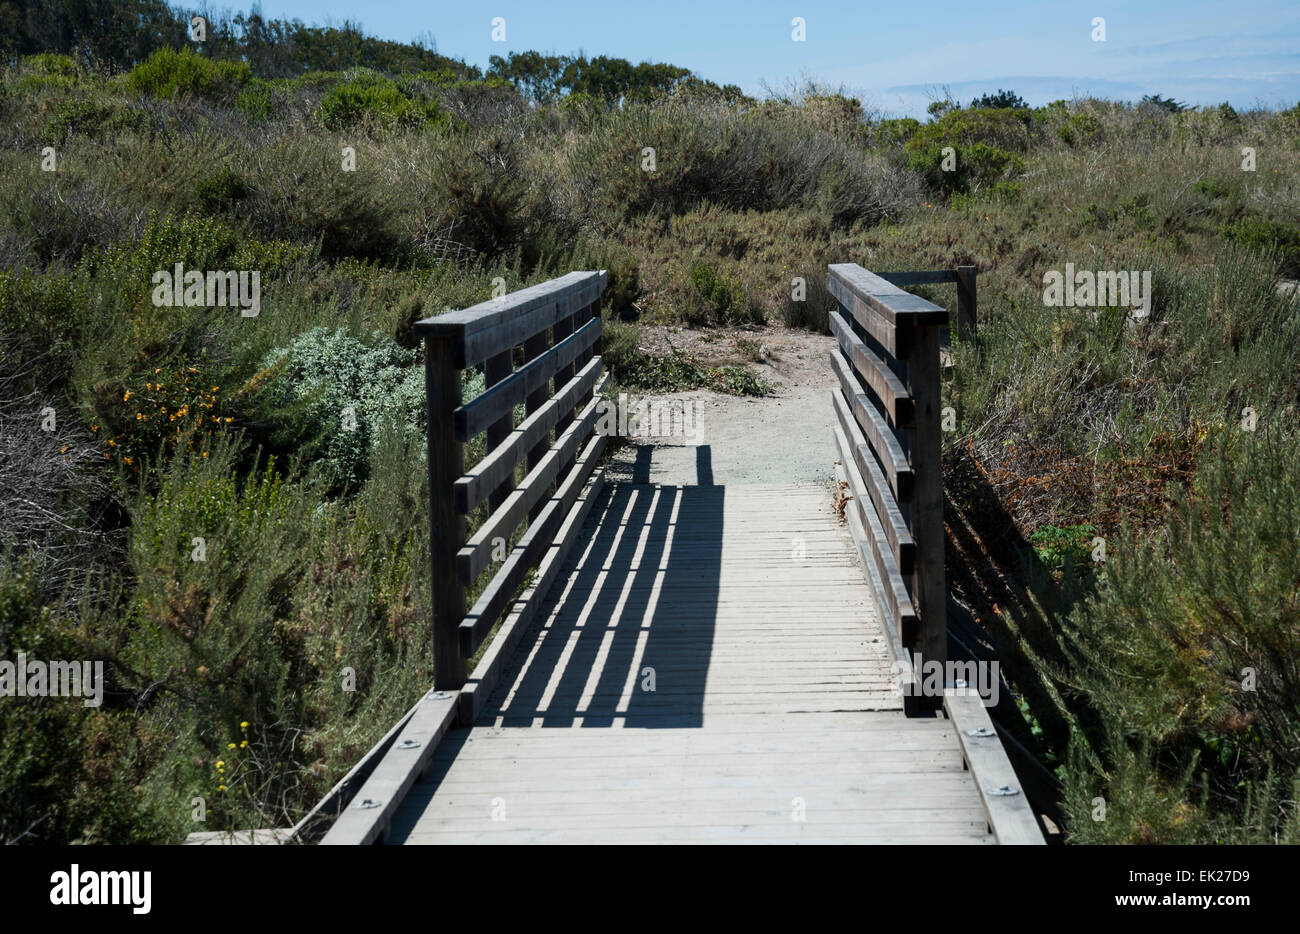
[414,271,609,702]
[827,263,948,714]
[305,271,610,844]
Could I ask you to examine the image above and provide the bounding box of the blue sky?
[229,0,1300,116]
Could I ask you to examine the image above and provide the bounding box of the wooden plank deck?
[389,481,993,844]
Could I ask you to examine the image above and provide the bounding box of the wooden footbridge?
[296,265,1043,845]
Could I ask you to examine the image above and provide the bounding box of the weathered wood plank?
[458,471,608,725]
[413,271,606,369]
[454,357,603,514]
[835,462,918,710]
[458,432,606,656]
[319,689,458,845]
[907,323,947,685]
[833,420,919,650]
[425,337,466,691]
[828,349,913,501]
[829,310,914,428]
[457,383,607,583]
[828,263,948,326]
[454,316,601,442]
[944,689,1045,845]
[832,388,915,574]
[878,270,959,287]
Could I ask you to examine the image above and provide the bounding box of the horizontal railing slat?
[828,263,948,325]
[832,388,915,575]
[454,357,603,514]
[459,431,606,656]
[458,381,608,584]
[829,311,914,429]
[828,350,913,502]
[457,470,607,725]
[878,270,958,286]
[833,417,919,647]
[453,316,601,442]
[413,271,605,369]
[834,462,918,703]
[945,689,1046,845]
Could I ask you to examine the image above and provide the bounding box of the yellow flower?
[201,452,208,458]
[123,457,133,466]
[216,760,225,769]
[240,721,249,729]
[228,742,236,749]
[108,439,116,447]
[240,741,247,748]
[224,417,232,423]
[218,785,226,792]
[123,390,131,401]
[136,413,143,420]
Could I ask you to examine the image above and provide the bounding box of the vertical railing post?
[483,349,514,510]
[907,321,947,708]
[523,324,550,522]
[955,265,977,338]
[425,335,466,690]
[552,296,578,486]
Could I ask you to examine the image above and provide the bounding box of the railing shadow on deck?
[488,445,722,729]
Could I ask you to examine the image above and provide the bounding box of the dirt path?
[605,325,839,487]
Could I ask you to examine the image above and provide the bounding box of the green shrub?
[612,346,771,396]
[1056,111,1101,146]
[258,328,426,492]
[904,107,1032,195]
[1060,431,1300,840]
[194,169,250,214]
[0,554,172,844]
[875,117,920,145]
[316,71,445,132]
[126,47,250,101]
[43,96,146,139]
[677,260,761,326]
[1221,217,1300,276]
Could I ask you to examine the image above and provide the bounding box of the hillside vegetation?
[3,4,1300,843]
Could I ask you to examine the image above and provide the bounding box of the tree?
[970,88,1028,110]
[1141,93,1185,114]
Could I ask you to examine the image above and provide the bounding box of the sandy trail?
[605,325,839,488]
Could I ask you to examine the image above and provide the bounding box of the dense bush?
[904,106,1032,195]
[316,70,447,132]
[125,47,250,101]
[1221,218,1300,277]
[259,328,426,492]
[1061,431,1300,842]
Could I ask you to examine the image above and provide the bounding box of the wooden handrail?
[876,265,977,337]
[416,271,608,693]
[828,263,947,713]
